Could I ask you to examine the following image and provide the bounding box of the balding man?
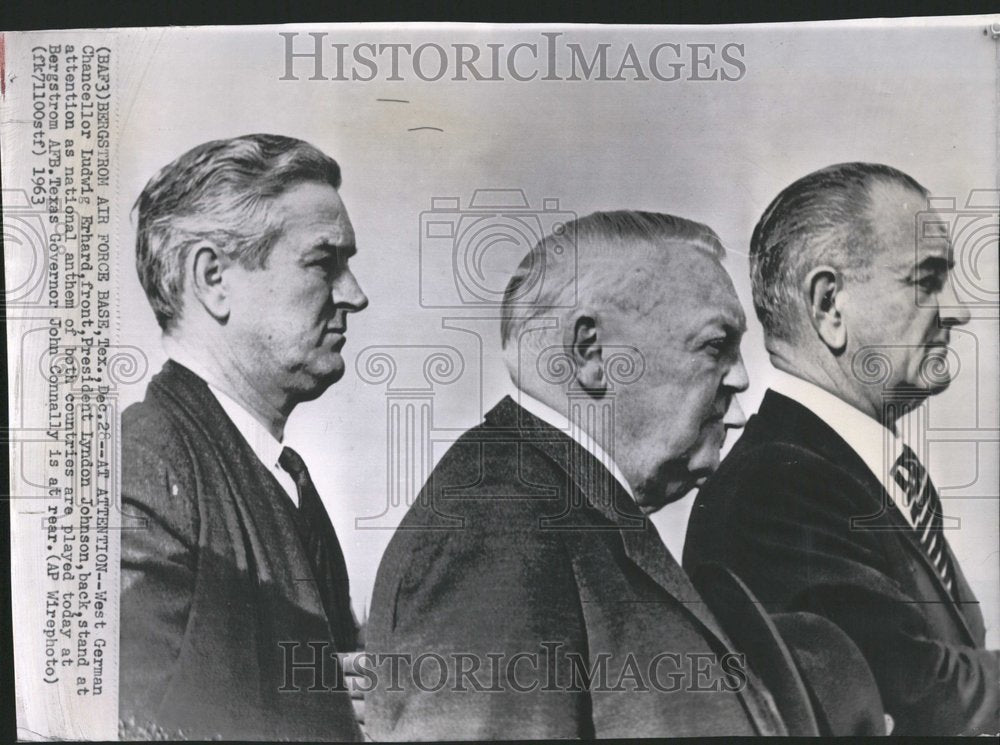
[685,162,999,735]
[120,134,368,739]
[366,211,885,738]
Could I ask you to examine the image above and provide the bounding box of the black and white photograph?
[2,15,998,740]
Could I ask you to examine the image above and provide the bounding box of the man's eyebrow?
[309,238,357,257]
[915,255,952,272]
[689,313,747,340]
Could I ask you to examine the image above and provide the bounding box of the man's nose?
[940,276,970,327]
[724,352,750,393]
[722,396,747,430]
[334,269,369,312]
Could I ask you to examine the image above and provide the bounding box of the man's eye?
[705,338,727,355]
[917,275,944,293]
[314,257,343,275]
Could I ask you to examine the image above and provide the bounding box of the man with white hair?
[366,210,885,738]
[120,134,368,740]
[684,162,998,735]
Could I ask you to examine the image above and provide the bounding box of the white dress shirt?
[768,368,917,528]
[508,387,635,499]
[207,384,300,508]
[163,346,299,507]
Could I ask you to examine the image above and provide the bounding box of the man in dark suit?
[120,134,368,739]
[684,162,999,735]
[366,211,884,739]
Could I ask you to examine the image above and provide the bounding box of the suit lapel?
[875,474,983,644]
[947,541,987,642]
[885,501,981,645]
[488,397,785,734]
[152,361,329,623]
[758,391,979,646]
[488,397,741,654]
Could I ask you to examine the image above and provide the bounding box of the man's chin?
[924,380,952,396]
[918,347,957,393]
[636,476,700,514]
[294,359,346,402]
[892,379,948,402]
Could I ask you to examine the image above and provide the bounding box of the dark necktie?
[890,444,955,595]
[279,446,358,651]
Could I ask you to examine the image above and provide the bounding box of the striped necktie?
[890,444,955,595]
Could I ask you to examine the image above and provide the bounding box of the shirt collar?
[508,387,635,499]
[207,384,286,476]
[768,367,906,498]
[163,341,286,473]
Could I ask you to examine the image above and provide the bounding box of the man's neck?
[512,382,636,497]
[162,333,289,440]
[767,346,892,426]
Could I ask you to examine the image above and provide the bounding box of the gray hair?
[749,162,928,342]
[134,133,343,329]
[500,210,725,350]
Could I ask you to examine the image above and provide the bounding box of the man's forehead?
[888,209,953,268]
[274,181,355,245]
[671,252,745,330]
[870,182,951,265]
[915,209,953,253]
[687,290,747,331]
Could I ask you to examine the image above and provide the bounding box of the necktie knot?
[279,446,310,487]
[892,444,925,492]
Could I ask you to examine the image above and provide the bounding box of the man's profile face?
[608,247,749,512]
[842,183,969,409]
[224,180,368,404]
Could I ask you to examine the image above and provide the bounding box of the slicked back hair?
[749,162,928,342]
[500,210,725,351]
[134,133,343,329]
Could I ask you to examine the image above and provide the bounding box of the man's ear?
[804,266,846,352]
[568,313,606,395]
[189,243,230,322]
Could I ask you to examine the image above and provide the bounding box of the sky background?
[109,19,999,640]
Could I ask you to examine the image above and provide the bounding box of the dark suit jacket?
[119,361,361,740]
[684,390,1000,736]
[366,396,787,739]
